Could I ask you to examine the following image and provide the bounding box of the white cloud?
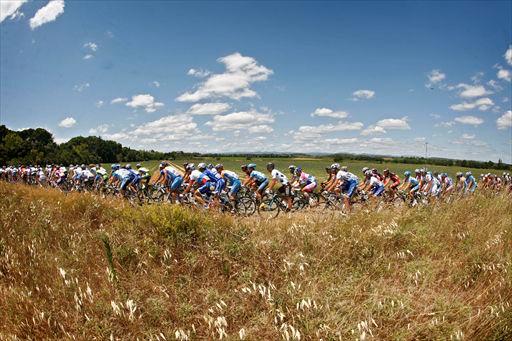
[0,0,26,23]
[323,138,359,145]
[505,45,512,66]
[206,110,274,131]
[369,137,394,144]
[186,102,230,116]
[361,125,386,136]
[58,117,76,128]
[131,114,198,139]
[450,97,494,111]
[83,54,94,60]
[89,124,109,134]
[497,69,511,82]
[461,133,475,140]
[111,97,128,104]
[83,42,98,52]
[375,117,410,130]
[454,115,484,126]
[73,82,90,92]
[248,125,274,134]
[291,121,364,142]
[497,110,512,130]
[126,94,164,113]
[352,89,375,100]
[426,69,446,87]
[437,121,455,128]
[152,81,160,88]
[187,68,211,78]
[95,100,104,108]
[29,0,65,30]
[310,107,349,119]
[456,83,491,98]
[177,52,273,102]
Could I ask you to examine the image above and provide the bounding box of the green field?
[130,156,505,180]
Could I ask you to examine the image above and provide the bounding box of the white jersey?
[369,176,383,187]
[336,170,359,182]
[271,169,289,185]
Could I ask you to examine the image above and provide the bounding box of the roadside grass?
[0,182,510,339]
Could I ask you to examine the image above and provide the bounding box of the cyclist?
[293,166,318,201]
[401,171,420,200]
[266,162,292,211]
[362,169,385,198]
[440,173,454,197]
[383,169,401,195]
[183,163,212,206]
[243,163,268,201]
[335,168,359,211]
[136,163,151,187]
[215,164,242,203]
[464,171,477,194]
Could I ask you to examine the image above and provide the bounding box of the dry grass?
[0,182,511,340]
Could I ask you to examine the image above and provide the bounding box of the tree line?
[1,125,510,170]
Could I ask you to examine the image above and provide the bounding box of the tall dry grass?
[0,182,510,340]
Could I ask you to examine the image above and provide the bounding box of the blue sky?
[1,1,511,162]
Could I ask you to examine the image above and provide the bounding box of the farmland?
[132,156,506,180]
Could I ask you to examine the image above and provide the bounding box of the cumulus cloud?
[497,69,511,82]
[291,121,364,142]
[83,54,94,60]
[152,81,160,88]
[73,82,90,92]
[352,89,375,100]
[496,110,512,130]
[111,97,128,104]
[323,138,359,145]
[454,115,484,126]
[505,45,512,66]
[461,133,475,140]
[83,42,98,52]
[248,125,274,134]
[426,69,446,87]
[58,117,76,128]
[0,0,27,23]
[29,0,65,30]
[450,97,494,111]
[126,94,164,113]
[89,124,109,134]
[186,102,231,116]
[375,117,410,130]
[95,100,104,108]
[310,107,349,119]
[187,68,210,78]
[206,110,274,131]
[361,125,387,136]
[177,53,273,102]
[456,83,491,98]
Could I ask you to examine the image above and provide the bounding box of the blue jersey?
[221,170,239,184]
[250,170,267,184]
[203,169,218,183]
[407,176,419,186]
[465,175,477,188]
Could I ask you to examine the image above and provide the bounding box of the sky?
[1,0,511,162]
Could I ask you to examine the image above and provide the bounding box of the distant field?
[130,156,505,180]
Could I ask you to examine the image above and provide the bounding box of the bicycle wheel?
[236,196,256,216]
[258,195,280,219]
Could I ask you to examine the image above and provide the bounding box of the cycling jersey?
[203,169,219,183]
[249,170,267,184]
[271,169,289,186]
[336,170,359,182]
[189,170,209,184]
[221,170,239,184]
[113,168,130,180]
[163,166,181,181]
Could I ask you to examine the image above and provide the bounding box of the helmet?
[81,164,86,169]
[383,169,389,174]
[266,162,275,171]
[125,164,132,169]
[414,168,420,173]
[215,163,223,170]
[198,163,207,170]
[247,163,256,169]
[136,163,141,168]
[420,168,426,173]
[241,164,247,171]
[362,167,369,173]
[456,172,463,177]
[371,168,377,173]
[295,166,302,175]
[330,163,340,170]
[186,163,195,171]
[364,170,372,176]
[404,171,411,177]
[159,163,165,169]
[207,163,214,169]
[111,164,120,170]
[441,173,447,177]
[341,166,348,172]
[466,171,472,176]
[288,165,296,173]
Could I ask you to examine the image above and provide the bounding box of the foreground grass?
[0,183,511,340]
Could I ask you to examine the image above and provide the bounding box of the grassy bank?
[0,183,511,339]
